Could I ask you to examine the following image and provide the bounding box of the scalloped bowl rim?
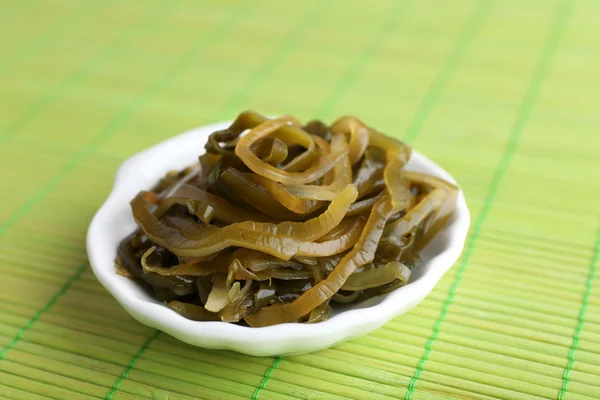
[86,120,470,356]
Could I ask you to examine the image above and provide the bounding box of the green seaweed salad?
[116,111,457,327]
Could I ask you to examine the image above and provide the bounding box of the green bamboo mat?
[1,0,599,398]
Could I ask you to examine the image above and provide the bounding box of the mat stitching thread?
[252,356,282,400]
[0,0,183,142]
[558,220,600,399]
[404,1,573,397]
[0,1,249,239]
[315,0,410,119]
[403,0,491,144]
[0,262,87,360]
[251,1,411,398]
[212,0,329,121]
[104,330,162,400]
[0,1,113,76]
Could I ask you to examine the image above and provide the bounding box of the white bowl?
[87,120,470,356]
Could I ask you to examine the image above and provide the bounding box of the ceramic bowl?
[87,120,470,356]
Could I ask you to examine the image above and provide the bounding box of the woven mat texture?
[1,0,599,399]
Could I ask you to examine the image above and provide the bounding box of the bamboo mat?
[1,0,599,399]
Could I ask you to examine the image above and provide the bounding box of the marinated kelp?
[116,111,458,326]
